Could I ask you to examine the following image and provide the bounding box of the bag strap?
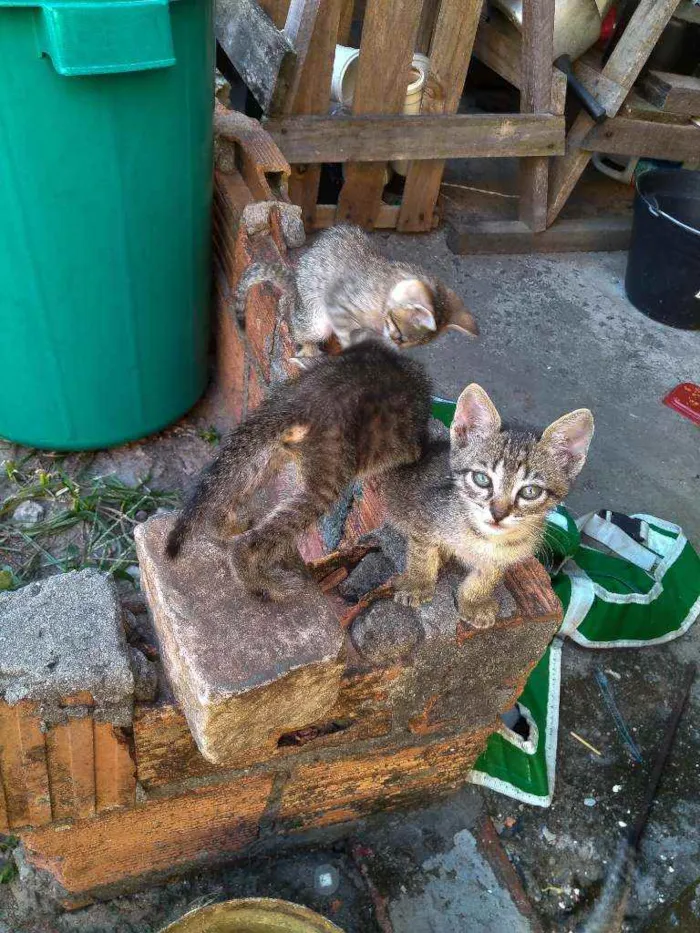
[578,512,658,573]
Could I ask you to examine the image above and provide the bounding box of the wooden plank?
[416,0,441,53]
[639,71,700,116]
[313,202,433,229]
[337,0,355,45]
[547,0,681,225]
[473,12,566,113]
[285,0,343,228]
[582,116,700,161]
[623,90,694,126]
[94,722,136,813]
[266,113,565,161]
[259,0,291,28]
[397,0,484,233]
[281,0,325,115]
[215,0,296,115]
[336,0,423,228]
[446,215,633,255]
[519,0,555,231]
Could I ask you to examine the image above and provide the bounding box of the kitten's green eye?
[520,484,542,500]
[471,471,491,488]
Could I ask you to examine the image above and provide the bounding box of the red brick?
[278,729,493,832]
[215,294,248,424]
[247,362,267,412]
[23,772,274,896]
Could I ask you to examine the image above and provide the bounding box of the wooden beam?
[547,0,681,225]
[446,216,633,255]
[284,0,343,228]
[266,113,565,162]
[473,12,567,113]
[623,90,695,125]
[336,0,423,228]
[258,0,291,28]
[519,0,555,231]
[312,202,441,230]
[215,0,296,115]
[639,71,700,116]
[582,116,700,161]
[397,0,485,233]
[281,0,325,115]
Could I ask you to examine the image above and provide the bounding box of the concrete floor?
[1,238,699,933]
[380,232,700,547]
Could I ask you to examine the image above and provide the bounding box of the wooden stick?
[570,731,602,756]
[518,0,555,232]
[547,0,681,225]
[397,0,484,233]
[266,112,564,162]
[336,0,423,228]
[284,0,343,228]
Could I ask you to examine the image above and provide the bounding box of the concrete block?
[0,570,133,725]
[135,516,345,764]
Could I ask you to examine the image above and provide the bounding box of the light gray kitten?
[236,224,478,362]
[378,384,594,629]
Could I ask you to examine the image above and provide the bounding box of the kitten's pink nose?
[490,501,511,524]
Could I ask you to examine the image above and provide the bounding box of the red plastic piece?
[663,383,700,426]
[600,7,617,43]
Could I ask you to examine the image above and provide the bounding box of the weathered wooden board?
[519,0,555,232]
[582,116,700,161]
[639,71,700,116]
[473,11,566,113]
[397,0,485,233]
[336,0,423,227]
[312,202,440,230]
[266,113,565,161]
[215,0,296,115]
[547,0,682,224]
[447,216,633,254]
[285,0,343,227]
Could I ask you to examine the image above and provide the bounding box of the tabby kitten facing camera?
[379,385,594,629]
[237,224,478,363]
[166,335,432,601]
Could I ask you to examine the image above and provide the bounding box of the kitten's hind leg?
[230,490,327,601]
[394,536,440,608]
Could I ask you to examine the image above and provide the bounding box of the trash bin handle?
[642,193,700,239]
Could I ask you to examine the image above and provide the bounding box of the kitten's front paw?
[393,576,435,608]
[458,598,498,630]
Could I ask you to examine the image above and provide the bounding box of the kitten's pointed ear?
[451,384,501,447]
[540,409,594,480]
[388,279,436,332]
[442,287,479,337]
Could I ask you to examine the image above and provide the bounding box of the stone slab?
[0,570,133,725]
[135,515,345,764]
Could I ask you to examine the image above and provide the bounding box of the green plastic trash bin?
[0,0,213,449]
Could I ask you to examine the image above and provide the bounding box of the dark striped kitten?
[379,384,594,629]
[237,224,478,364]
[166,335,432,601]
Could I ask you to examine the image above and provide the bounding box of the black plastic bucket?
[625,169,700,330]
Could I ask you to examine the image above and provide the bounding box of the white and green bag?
[468,506,700,806]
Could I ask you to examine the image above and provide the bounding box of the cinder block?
[135,516,345,764]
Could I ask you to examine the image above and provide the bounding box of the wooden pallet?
[217,0,563,233]
[217,0,699,241]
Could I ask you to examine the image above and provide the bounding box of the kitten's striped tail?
[235,259,295,323]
